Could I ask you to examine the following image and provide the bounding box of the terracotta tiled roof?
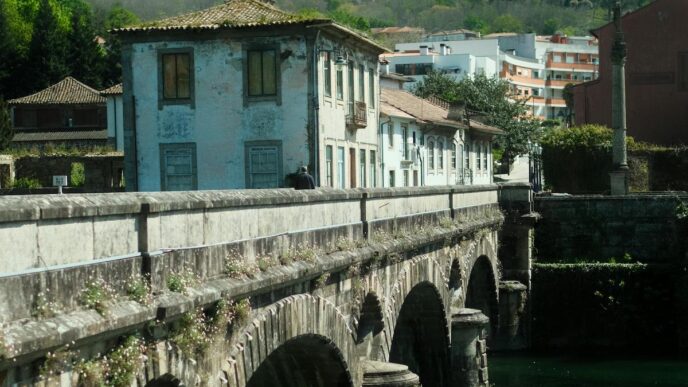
[381,88,466,129]
[100,84,122,96]
[380,88,503,135]
[12,130,108,142]
[114,0,388,53]
[8,77,105,105]
[116,0,327,32]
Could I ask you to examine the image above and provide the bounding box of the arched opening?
[448,259,463,309]
[356,292,385,360]
[465,255,499,334]
[145,374,182,387]
[246,334,353,387]
[389,282,450,387]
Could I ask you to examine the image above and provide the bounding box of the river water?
[489,353,688,386]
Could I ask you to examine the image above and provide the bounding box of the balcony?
[500,71,545,87]
[346,101,367,129]
[546,61,597,72]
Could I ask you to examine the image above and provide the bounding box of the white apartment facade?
[382,33,599,120]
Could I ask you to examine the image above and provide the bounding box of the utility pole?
[609,0,629,195]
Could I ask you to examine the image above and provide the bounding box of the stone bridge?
[0,184,534,387]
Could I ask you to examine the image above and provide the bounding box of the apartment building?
[382,33,599,120]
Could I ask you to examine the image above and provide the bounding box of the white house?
[379,73,502,187]
[100,84,124,152]
[115,0,386,191]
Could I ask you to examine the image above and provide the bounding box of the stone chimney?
[448,101,467,122]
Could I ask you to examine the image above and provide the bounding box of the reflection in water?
[490,353,688,387]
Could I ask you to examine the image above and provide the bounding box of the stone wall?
[534,194,688,263]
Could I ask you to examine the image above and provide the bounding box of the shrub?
[12,177,41,189]
[70,162,85,187]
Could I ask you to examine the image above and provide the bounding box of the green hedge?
[540,125,688,193]
[532,263,678,352]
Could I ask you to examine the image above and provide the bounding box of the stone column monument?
[610,0,629,195]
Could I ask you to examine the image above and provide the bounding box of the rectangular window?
[336,66,344,100]
[389,170,395,187]
[247,49,277,97]
[359,149,367,188]
[402,124,409,160]
[465,143,470,170]
[403,170,409,187]
[483,142,489,171]
[429,140,435,170]
[337,146,345,188]
[369,69,375,108]
[323,52,332,97]
[388,124,394,148]
[162,53,192,100]
[326,145,333,187]
[438,141,444,170]
[451,143,457,170]
[395,63,433,76]
[160,143,197,191]
[370,150,376,187]
[359,64,365,102]
[348,61,355,115]
[246,142,282,188]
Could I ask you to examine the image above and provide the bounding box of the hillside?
[86,0,651,36]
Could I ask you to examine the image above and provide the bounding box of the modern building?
[382,33,599,120]
[115,0,386,191]
[379,72,502,187]
[573,0,688,146]
[7,77,109,149]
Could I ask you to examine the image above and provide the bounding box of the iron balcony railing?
[346,101,367,129]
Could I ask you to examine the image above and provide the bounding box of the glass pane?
[163,55,177,99]
[262,50,277,96]
[336,69,344,100]
[323,52,331,97]
[369,70,375,107]
[248,51,263,96]
[176,54,191,99]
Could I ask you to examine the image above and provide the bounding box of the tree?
[543,18,560,35]
[491,14,524,33]
[413,73,545,162]
[0,98,13,150]
[412,71,460,102]
[101,5,140,86]
[68,1,105,88]
[24,0,69,93]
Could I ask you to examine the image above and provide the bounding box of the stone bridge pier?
[0,183,534,387]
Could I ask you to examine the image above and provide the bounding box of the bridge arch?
[388,281,450,387]
[465,254,499,334]
[355,292,385,361]
[225,294,356,387]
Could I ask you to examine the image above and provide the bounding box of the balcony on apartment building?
[346,101,367,129]
[500,70,546,87]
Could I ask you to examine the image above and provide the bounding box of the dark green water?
[490,353,688,387]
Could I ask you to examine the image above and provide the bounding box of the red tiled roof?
[116,0,326,32]
[8,77,105,105]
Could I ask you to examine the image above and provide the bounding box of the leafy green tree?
[68,1,105,88]
[24,0,69,93]
[412,71,461,102]
[0,98,14,150]
[543,18,560,35]
[463,15,488,34]
[101,5,140,86]
[414,73,544,161]
[492,14,525,33]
